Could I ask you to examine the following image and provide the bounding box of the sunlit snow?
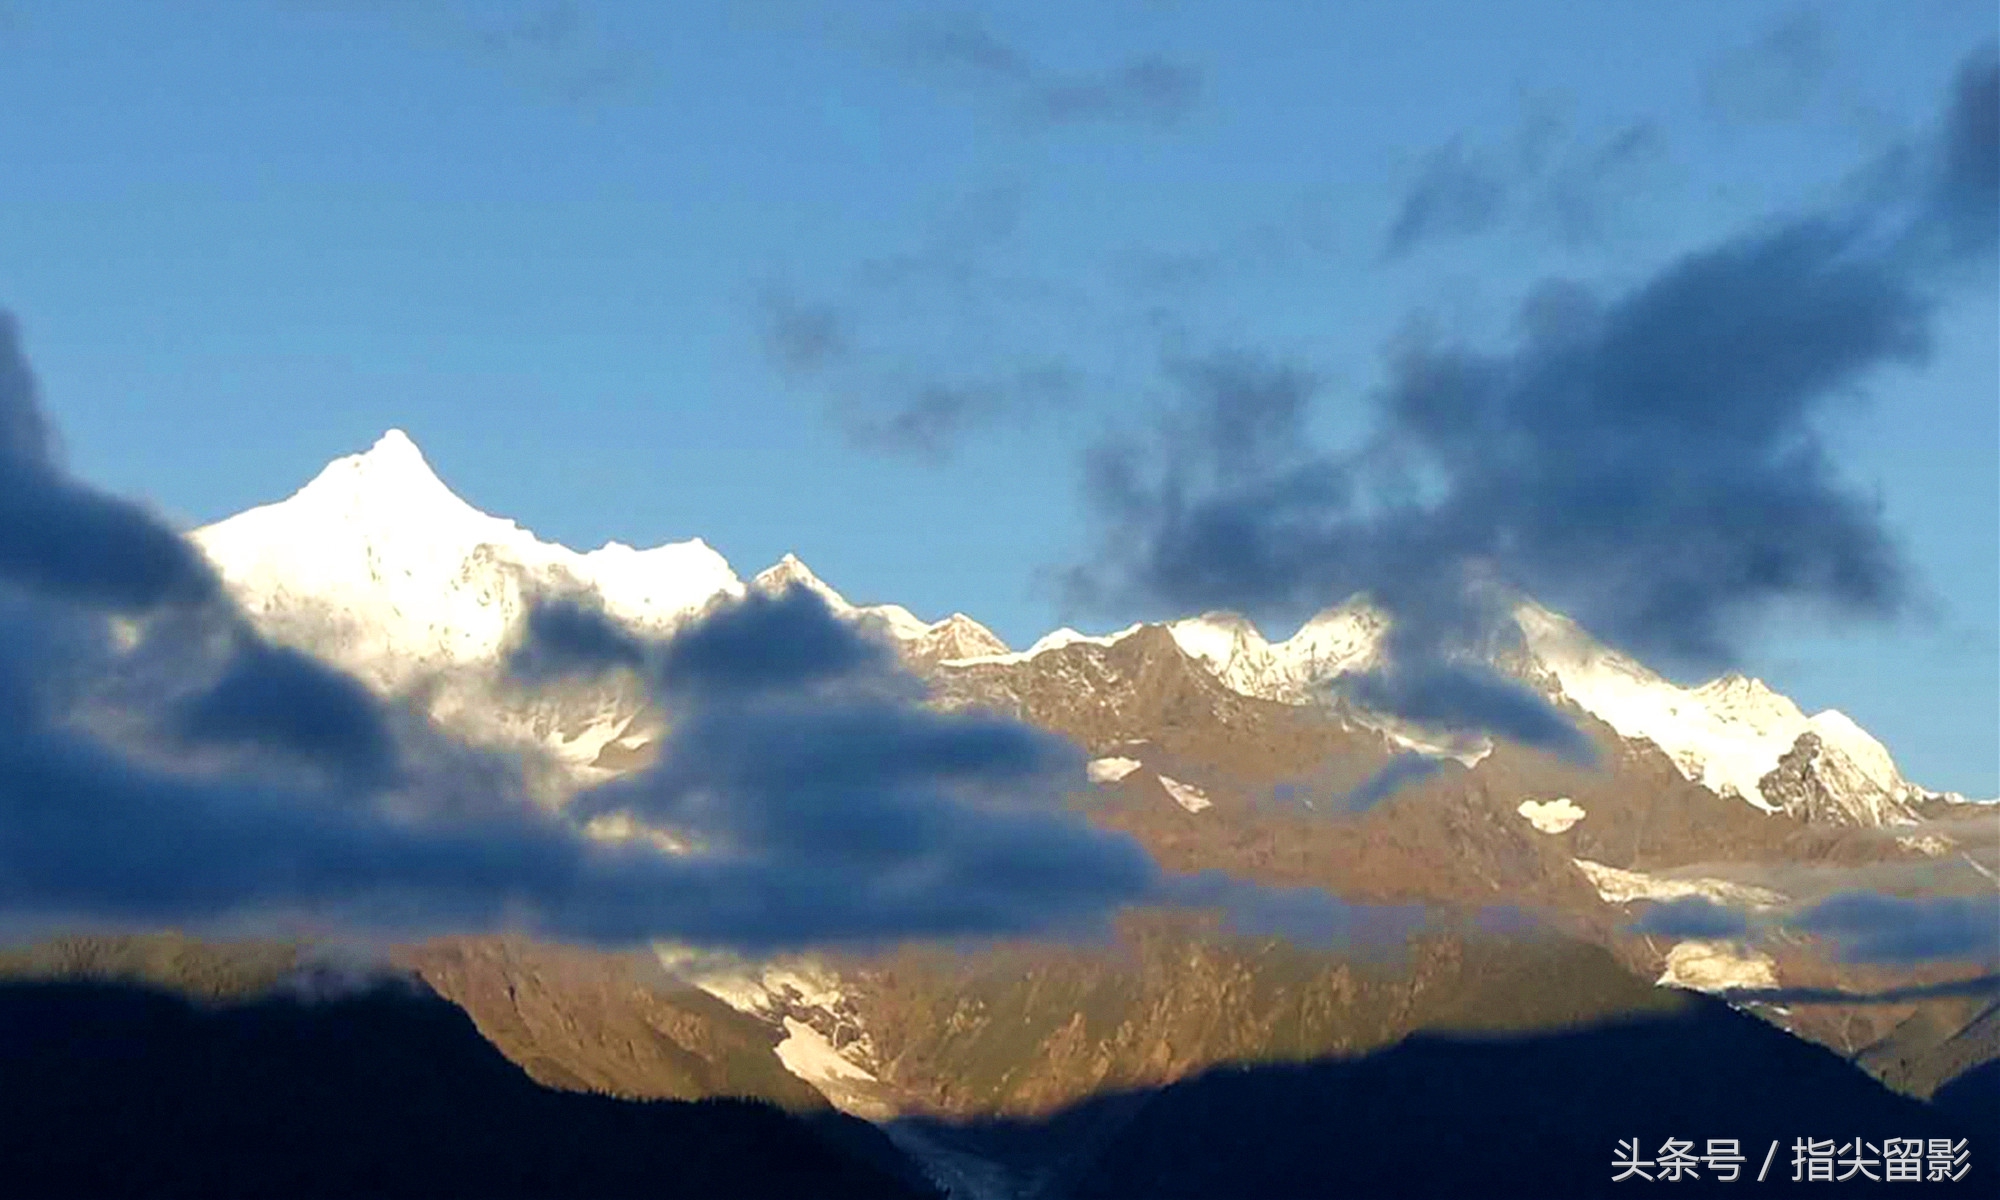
[1087,757,1143,784]
[775,1017,877,1086]
[1157,775,1212,813]
[1517,798,1586,833]
[1655,940,1780,993]
[1573,859,1788,908]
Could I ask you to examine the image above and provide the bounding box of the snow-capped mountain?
[1162,605,1388,700]
[191,431,1008,734]
[748,555,1009,665]
[192,431,1939,826]
[192,431,744,687]
[944,592,1933,826]
[1513,605,1926,825]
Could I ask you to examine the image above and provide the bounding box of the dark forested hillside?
[0,979,936,1200]
[889,991,1989,1199]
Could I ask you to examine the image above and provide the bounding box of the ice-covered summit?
[194,433,1010,689]
[1513,604,1922,823]
[748,552,1005,655]
[193,431,743,685]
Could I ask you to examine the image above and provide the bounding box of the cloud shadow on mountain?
[927,989,1987,1198]
[1075,44,2000,757]
[0,976,933,1199]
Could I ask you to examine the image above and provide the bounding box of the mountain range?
[192,430,1974,825]
[10,429,1989,1198]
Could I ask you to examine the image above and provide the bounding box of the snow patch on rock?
[1158,775,1212,813]
[1517,798,1585,834]
[1573,859,1788,909]
[776,1017,877,1085]
[1087,757,1143,784]
[1656,940,1780,993]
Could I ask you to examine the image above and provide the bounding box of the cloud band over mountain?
[0,328,1433,955]
[0,314,1162,951]
[1075,46,1999,764]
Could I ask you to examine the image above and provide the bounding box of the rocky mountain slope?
[193,431,1962,828]
[159,432,1999,1144]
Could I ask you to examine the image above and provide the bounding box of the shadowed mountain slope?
[0,978,935,1200]
[919,991,1986,1199]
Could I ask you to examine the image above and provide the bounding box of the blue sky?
[1,1,1993,794]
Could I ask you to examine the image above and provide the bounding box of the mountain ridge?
[188,431,1969,826]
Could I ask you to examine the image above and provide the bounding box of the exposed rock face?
[1760,731,1922,827]
[843,926,1684,1118]
[395,938,827,1109]
[153,431,1996,1130]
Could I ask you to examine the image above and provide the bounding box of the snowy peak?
[1512,605,1921,822]
[292,429,475,520]
[1758,730,1918,827]
[909,612,1008,663]
[753,553,852,613]
[1163,603,1388,703]
[188,431,1935,829]
[193,431,743,683]
[352,428,436,479]
[747,554,970,645]
[950,594,1927,827]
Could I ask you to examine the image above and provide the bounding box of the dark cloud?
[840,364,1076,460]
[1080,50,1997,749]
[1158,871,1430,952]
[656,584,895,698]
[1924,43,2000,261]
[1350,664,1593,764]
[1625,890,1998,968]
[757,189,1088,462]
[903,12,1201,128]
[0,471,222,613]
[1110,190,1345,299]
[0,317,221,612]
[0,308,1171,953]
[904,10,1032,80]
[1334,753,1446,814]
[1035,54,1201,128]
[506,591,651,684]
[531,584,1164,948]
[1628,897,1754,940]
[1703,8,1830,125]
[169,636,401,790]
[1790,892,2000,965]
[1542,120,1667,246]
[1718,972,2000,1006]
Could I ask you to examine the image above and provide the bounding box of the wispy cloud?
[903,11,1202,129]
[1703,8,1831,125]
[1790,891,2000,965]
[757,289,850,378]
[1628,890,1999,969]
[756,187,1092,461]
[1383,106,1665,258]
